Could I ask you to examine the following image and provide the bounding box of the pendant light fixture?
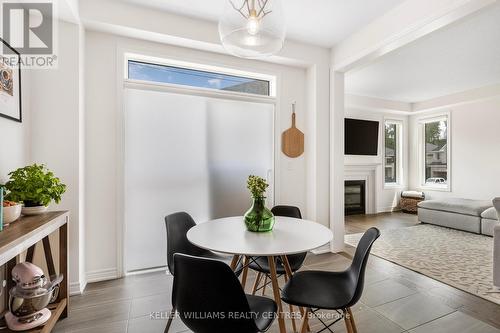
[219,0,286,59]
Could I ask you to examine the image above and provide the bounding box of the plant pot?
[244,197,275,232]
[21,205,47,216]
[3,204,22,225]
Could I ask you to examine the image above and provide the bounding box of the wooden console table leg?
[59,223,68,318]
[42,236,57,277]
[6,257,17,305]
[25,245,36,263]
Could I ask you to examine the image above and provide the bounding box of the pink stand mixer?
[5,262,63,331]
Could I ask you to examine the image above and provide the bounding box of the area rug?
[345,224,500,305]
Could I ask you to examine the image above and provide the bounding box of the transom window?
[419,114,450,190]
[127,60,272,97]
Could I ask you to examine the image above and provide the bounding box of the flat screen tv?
[345,118,379,155]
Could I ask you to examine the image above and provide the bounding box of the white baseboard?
[86,268,120,284]
[125,266,168,276]
[69,280,87,296]
[377,206,400,213]
[310,244,331,255]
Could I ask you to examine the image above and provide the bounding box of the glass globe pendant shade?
[219,0,286,59]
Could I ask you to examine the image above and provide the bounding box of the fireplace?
[345,180,366,215]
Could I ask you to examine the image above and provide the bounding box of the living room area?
[341,1,500,330]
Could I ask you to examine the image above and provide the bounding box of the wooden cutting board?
[282,104,304,158]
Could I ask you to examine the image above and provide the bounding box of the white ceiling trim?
[346,95,412,114]
[332,0,496,72]
[412,83,500,113]
[348,83,500,114]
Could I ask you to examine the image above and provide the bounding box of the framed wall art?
[0,38,22,122]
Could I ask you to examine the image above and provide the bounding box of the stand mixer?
[5,262,63,331]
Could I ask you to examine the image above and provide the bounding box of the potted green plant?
[244,175,274,232]
[4,164,66,215]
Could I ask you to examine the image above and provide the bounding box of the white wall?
[345,108,409,212]
[409,96,500,200]
[85,30,310,280]
[30,21,85,294]
[0,70,31,183]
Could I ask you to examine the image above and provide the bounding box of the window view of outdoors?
[385,123,397,183]
[128,60,270,96]
[425,120,448,185]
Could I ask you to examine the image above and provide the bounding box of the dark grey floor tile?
[128,314,188,333]
[309,307,404,333]
[409,311,500,333]
[53,320,128,333]
[54,300,131,332]
[130,292,171,319]
[374,293,455,330]
[361,279,417,307]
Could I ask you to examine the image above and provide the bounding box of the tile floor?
[53,251,500,333]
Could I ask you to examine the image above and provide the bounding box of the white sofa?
[481,207,500,236]
[417,198,493,234]
[493,199,500,289]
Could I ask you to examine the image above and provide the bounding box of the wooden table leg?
[282,255,309,332]
[252,272,262,295]
[59,223,68,319]
[284,273,297,333]
[268,256,286,333]
[262,275,268,296]
[348,308,358,333]
[241,256,250,290]
[230,255,241,270]
[299,308,310,333]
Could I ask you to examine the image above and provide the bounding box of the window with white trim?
[126,59,273,97]
[419,114,450,190]
[384,120,402,185]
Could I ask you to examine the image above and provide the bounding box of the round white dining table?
[187,216,333,333]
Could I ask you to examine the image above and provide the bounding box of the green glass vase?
[244,197,275,232]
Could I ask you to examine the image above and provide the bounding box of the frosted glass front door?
[124,88,274,272]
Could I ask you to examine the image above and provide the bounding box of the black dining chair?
[164,212,242,332]
[281,227,380,333]
[172,253,277,333]
[248,206,307,296]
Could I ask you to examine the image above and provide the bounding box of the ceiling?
[111,0,404,48]
[346,3,500,103]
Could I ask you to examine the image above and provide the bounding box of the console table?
[0,211,69,332]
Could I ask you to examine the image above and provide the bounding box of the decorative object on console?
[219,0,286,59]
[2,200,22,225]
[5,262,63,331]
[400,191,425,214]
[244,175,274,232]
[282,102,304,158]
[4,164,66,215]
[0,38,22,122]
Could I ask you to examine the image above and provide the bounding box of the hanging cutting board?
[282,103,304,158]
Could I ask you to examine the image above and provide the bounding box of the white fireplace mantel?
[344,163,382,214]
